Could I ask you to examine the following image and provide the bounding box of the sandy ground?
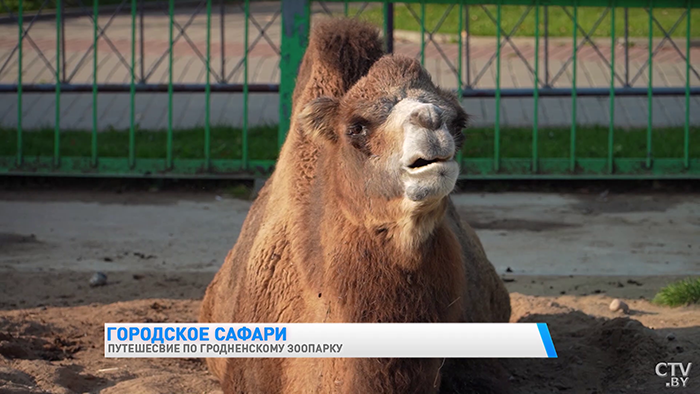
[0,189,698,393]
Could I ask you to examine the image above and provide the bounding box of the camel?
[199,18,512,394]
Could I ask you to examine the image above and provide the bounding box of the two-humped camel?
[200,18,512,394]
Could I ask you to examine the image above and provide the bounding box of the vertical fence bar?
[220,0,225,82]
[167,0,174,169]
[544,5,549,86]
[279,0,310,148]
[624,8,629,86]
[61,0,65,83]
[16,0,23,166]
[344,0,348,17]
[570,1,577,172]
[609,6,615,174]
[647,1,653,169]
[384,1,394,53]
[205,0,212,170]
[684,0,691,169]
[533,1,539,173]
[494,1,501,172]
[457,2,463,167]
[92,0,99,167]
[140,0,144,82]
[420,2,425,66]
[130,0,136,168]
[457,4,463,96]
[243,0,249,170]
[54,0,61,168]
[465,4,470,87]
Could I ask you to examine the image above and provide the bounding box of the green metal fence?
[0,0,698,179]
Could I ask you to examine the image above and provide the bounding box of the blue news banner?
[105,323,557,358]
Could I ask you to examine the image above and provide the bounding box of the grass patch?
[462,126,700,159]
[3,0,271,12]
[2,125,698,160]
[3,0,147,12]
[225,183,252,199]
[653,278,700,307]
[0,125,278,160]
[356,5,700,38]
[6,2,698,39]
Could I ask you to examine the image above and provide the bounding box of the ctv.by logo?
[656,362,692,388]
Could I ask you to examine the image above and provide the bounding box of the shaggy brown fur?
[200,18,511,394]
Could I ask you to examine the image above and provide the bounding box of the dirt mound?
[0,300,219,394]
[507,296,697,394]
[0,319,80,362]
[0,277,697,393]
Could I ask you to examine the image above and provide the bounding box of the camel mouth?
[406,155,453,171]
[408,157,443,169]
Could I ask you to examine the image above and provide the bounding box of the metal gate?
[0,0,698,178]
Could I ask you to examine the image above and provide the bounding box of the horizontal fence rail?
[0,0,698,179]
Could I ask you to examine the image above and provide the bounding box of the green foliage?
[460,126,700,159]
[357,5,700,38]
[225,183,252,200]
[0,125,279,160]
[3,0,153,13]
[653,278,700,307]
[3,0,271,12]
[2,125,698,160]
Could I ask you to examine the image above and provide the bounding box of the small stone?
[597,189,609,201]
[609,298,629,314]
[89,272,107,287]
[666,333,676,341]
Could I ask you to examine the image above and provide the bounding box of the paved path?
[1,2,699,130]
[1,190,698,276]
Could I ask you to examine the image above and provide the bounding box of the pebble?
[666,333,676,341]
[89,272,107,287]
[609,298,629,314]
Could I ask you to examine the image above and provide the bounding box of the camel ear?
[298,97,340,143]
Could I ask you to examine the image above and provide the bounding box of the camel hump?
[291,18,384,118]
[309,18,385,94]
[310,18,384,81]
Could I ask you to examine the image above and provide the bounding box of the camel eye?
[450,115,467,133]
[347,123,367,137]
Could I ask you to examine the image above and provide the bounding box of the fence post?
[384,1,393,54]
[54,0,62,168]
[16,0,23,167]
[279,0,310,149]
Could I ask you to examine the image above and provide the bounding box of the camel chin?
[403,159,459,202]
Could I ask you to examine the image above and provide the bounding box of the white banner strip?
[104,323,557,358]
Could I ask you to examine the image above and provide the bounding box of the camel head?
[297,55,467,246]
